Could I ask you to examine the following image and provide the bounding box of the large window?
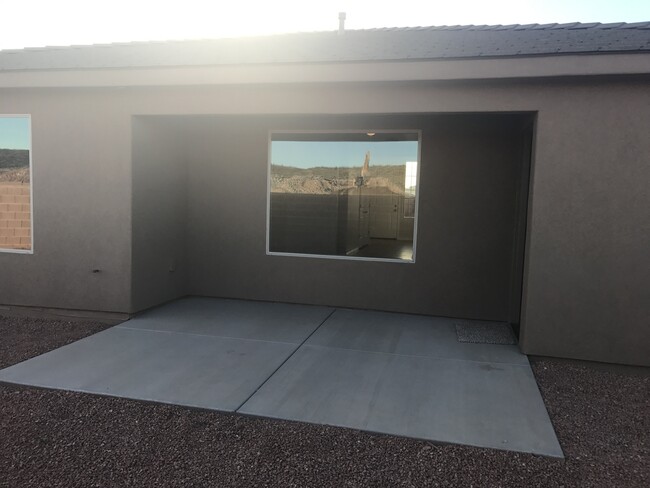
[268,131,420,262]
[0,115,32,252]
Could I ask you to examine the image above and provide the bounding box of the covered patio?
[0,297,562,457]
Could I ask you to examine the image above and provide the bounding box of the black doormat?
[454,321,517,345]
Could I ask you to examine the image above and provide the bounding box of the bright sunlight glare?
[1,0,649,50]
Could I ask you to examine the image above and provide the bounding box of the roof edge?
[1,52,649,89]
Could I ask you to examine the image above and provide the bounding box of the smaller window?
[0,115,33,253]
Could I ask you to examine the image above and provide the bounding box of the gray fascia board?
[0,53,649,88]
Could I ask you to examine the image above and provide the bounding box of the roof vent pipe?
[338,12,346,35]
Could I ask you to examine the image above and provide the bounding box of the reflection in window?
[0,115,32,252]
[268,131,419,261]
[404,161,417,219]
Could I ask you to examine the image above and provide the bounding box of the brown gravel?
[0,315,111,370]
[1,314,648,487]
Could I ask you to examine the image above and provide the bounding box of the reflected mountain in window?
[268,132,419,261]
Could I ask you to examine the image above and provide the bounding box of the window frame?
[0,114,34,254]
[266,129,422,263]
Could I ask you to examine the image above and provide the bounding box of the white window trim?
[266,129,422,263]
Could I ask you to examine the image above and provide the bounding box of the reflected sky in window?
[0,117,30,150]
[272,141,418,168]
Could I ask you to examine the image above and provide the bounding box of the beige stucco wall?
[1,76,648,365]
[0,89,132,312]
[519,81,650,366]
[181,114,527,322]
[131,117,188,311]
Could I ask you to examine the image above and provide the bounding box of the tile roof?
[1,22,649,71]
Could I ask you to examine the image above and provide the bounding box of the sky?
[0,117,30,150]
[0,0,648,50]
[272,141,418,168]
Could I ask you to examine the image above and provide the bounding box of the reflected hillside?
[270,164,406,196]
[0,149,30,183]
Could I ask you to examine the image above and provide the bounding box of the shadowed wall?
[182,114,529,322]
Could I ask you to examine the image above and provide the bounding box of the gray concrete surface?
[308,309,528,365]
[240,307,562,457]
[0,298,332,410]
[0,298,561,457]
[125,297,333,343]
[0,326,297,411]
[240,345,563,457]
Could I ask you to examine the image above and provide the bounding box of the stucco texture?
[1,78,648,365]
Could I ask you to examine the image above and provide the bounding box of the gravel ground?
[0,315,111,370]
[1,315,648,487]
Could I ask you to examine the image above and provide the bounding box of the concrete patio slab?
[239,345,563,457]
[123,297,333,343]
[308,309,528,365]
[0,326,297,411]
[0,297,562,457]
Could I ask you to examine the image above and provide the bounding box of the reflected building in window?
[0,115,32,252]
[268,131,419,262]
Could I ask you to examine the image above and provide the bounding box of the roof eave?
[1,52,649,89]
